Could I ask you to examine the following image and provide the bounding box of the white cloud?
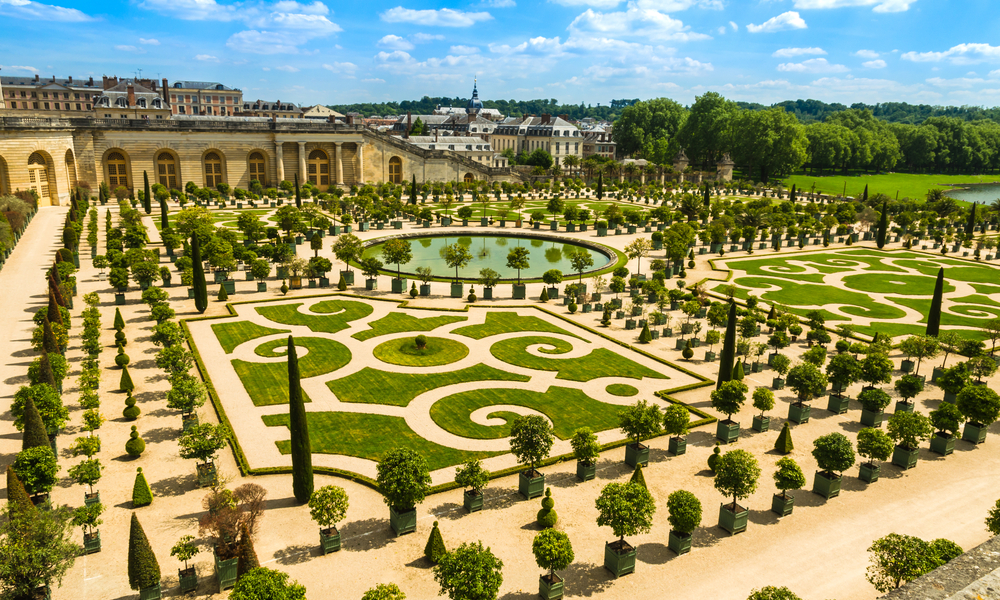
[549,0,621,8]
[990,69,1000,78]
[773,47,826,57]
[862,59,886,68]
[272,0,328,14]
[377,34,414,50]
[262,67,270,71]
[854,49,879,59]
[195,54,219,61]
[482,0,515,6]
[0,0,94,21]
[925,77,986,89]
[747,12,806,34]
[411,33,444,43]
[792,0,915,13]
[139,37,160,45]
[716,26,725,35]
[777,58,848,73]
[380,6,493,27]
[227,30,300,54]
[115,45,139,52]
[729,20,737,30]
[276,65,299,72]
[489,36,570,56]
[138,0,238,21]
[0,64,39,73]
[569,6,712,42]
[449,45,480,55]
[902,43,1000,65]
[362,78,385,83]
[322,61,356,72]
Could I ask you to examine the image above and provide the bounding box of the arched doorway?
[388,156,402,184]
[204,152,224,188]
[156,152,178,190]
[27,152,52,205]
[106,151,130,191]
[248,151,267,187]
[65,150,77,190]
[464,172,475,184]
[307,149,329,189]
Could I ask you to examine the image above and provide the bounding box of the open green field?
[779,172,989,203]
[328,364,530,407]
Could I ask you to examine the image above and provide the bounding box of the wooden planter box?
[83,530,101,554]
[391,278,407,294]
[196,462,218,488]
[257,281,267,292]
[716,419,739,444]
[139,583,161,600]
[891,445,919,470]
[752,414,770,433]
[813,471,841,499]
[719,503,749,535]
[450,282,464,298]
[788,402,811,424]
[539,574,564,600]
[214,548,237,590]
[320,527,341,554]
[512,284,526,299]
[772,377,785,390]
[860,408,884,428]
[930,432,955,455]
[624,443,649,468]
[603,540,636,578]
[365,279,377,290]
[519,470,545,500]
[826,395,849,414]
[181,413,199,433]
[85,491,101,507]
[859,462,880,483]
[178,567,198,594]
[963,422,988,444]
[771,493,794,516]
[894,401,915,414]
[576,460,596,481]
[668,530,692,555]
[389,506,417,536]
[669,436,686,456]
[463,490,484,513]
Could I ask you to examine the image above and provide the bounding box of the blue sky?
[2,0,1000,108]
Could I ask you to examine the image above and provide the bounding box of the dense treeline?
[738,99,1000,125]
[327,97,623,121]
[614,93,1000,182]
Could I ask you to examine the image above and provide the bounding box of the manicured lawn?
[731,277,907,320]
[372,336,470,367]
[327,363,530,407]
[255,299,373,334]
[841,273,954,296]
[490,336,667,382]
[453,312,586,341]
[211,320,289,354]
[429,386,625,440]
[779,172,986,202]
[232,337,352,406]
[606,384,639,397]
[263,412,501,471]
[352,312,467,342]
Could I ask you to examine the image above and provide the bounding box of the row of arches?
[0,149,76,206]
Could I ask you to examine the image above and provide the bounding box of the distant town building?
[239,99,303,119]
[93,78,171,120]
[582,127,616,160]
[391,81,501,140]
[1,74,103,117]
[301,105,345,121]
[490,114,583,166]
[167,80,242,116]
[405,135,504,166]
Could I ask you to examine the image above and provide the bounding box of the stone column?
[356,142,365,184]
[275,142,285,183]
[298,141,307,184]
[335,142,343,185]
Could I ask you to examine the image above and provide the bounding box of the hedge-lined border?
[182,291,717,495]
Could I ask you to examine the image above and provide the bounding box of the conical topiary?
[424,520,447,564]
[125,426,145,456]
[218,283,228,302]
[6,465,36,519]
[47,290,63,326]
[42,317,59,354]
[120,365,134,393]
[236,523,259,579]
[123,391,141,420]
[629,463,649,491]
[114,307,125,331]
[337,274,347,291]
[537,487,557,528]
[927,267,944,337]
[707,443,721,472]
[732,361,745,381]
[128,513,160,591]
[22,397,50,452]
[539,287,549,302]
[638,323,652,343]
[288,336,313,503]
[37,352,57,389]
[775,422,794,455]
[132,467,153,507]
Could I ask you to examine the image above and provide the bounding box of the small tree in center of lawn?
[714,449,760,511]
[509,415,554,478]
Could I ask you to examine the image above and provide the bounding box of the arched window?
[308,149,329,187]
[463,172,474,184]
[65,150,77,189]
[204,152,223,188]
[388,156,403,184]
[106,151,129,189]
[27,153,50,203]
[156,152,177,189]
[248,152,267,186]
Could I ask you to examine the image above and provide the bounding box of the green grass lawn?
[352,312,467,342]
[263,412,501,470]
[255,299,373,334]
[490,336,667,382]
[779,172,988,202]
[211,320,289,354]
[372,336,470,367]
[429,386,625,440]
[232,337,352,406]
[453,312,586,341]
[327,363,530,407]
[606,384,639,397]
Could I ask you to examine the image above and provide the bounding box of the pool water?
[363,235,613,281]
[945,183,1000,204]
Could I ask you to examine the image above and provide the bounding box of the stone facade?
[0,116,517,207]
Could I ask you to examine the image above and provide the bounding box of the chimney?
[51,75,55,82]
[127,83,135,108]
[34,74,39,82]
[162,78,169,102]
[558,114,568,122]
[541,114,551,125]
[68,76,72,83]
[88,76,94,87]
[406,111,411,139]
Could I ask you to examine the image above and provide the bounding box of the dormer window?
[115,97,126,108]
[136,98,147,108]
[152,98,162,108]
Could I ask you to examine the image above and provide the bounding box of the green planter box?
[139,583,161,600]
[519,471,545,500]
[772,377,785,390]
[340,270,355,285]
[187,288,195,299]
[320,528,341,554]
[389,506,417,536]
[901,359,914,373]
[539,574,564,600]
[178,568,197,594]
[813,471,841,499]
[450,282,464,298]
[85,491,101,507]
[365,279,377,290]
[420,284,431,297]
[197,462,217,488]
[214,548,237,590]
[576,460,596,482]
[83,530,101,554]
[603,541,636,578]
[860,408,884,428]
[115,293,125,305]
[788,402,811,424]
[182,413,199,433]
[963,422,988,444]
[391,278,407,294]
[859,462,880,483]
[752,414,770,433]
[463,490,484,513]
[716,419,740,444]
[894,401,915,414]
[624,443,649,468]
[930,432,955,456]
[668,530,692,555]
[512,284,526,299]
[222,280,235,295]
[891,445,919,470]
[719,503,749,535]
[257,282,267,292]
[826,395,849,414]
[771,493,794,517]
[668,436,686,456]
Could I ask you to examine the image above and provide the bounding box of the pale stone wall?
[0,127,76,206]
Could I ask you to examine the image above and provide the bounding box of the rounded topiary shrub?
[115,347,130,368]
[537,487,557,528]
[414,335,428,350]
[568,301,577,314]
[707,444,721,472]
[115,330,127,347]
[125,426,145,456]
[123,392,140,420]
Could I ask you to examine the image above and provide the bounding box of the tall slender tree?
[789,184,797,203]
[876,200,888,249]
[926,267,944,337]
[703,184,710,207]
[6,465,36,519]
[191,233,208,314]
[410,175,418,205]
[717,302,737,390]
[22,397,50,452]
[160,195,169,231]
[143,170,152,214]
[966,202,977,236]
[294,174,302,208]
[288,336,313,503]
[596,173,603,201]
[862,184,868,204]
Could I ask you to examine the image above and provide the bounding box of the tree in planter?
[478,268,500,296]
[595,481,655,548]
[198,482,268,562]
[433,541,504,600]
[376,447,432,516]
[362,583,406,600]
[67,458,102,498]
[617,400,662,461]
[666,489,702,549]
[861,352,894,391]
[773,457,806,502]
[441,243,472,284]
[541,269,563,293]
[506,246,530,285]
[812,432,855,482]
[533,528,574,588]
[381,239,413,283]
[569,250,595,284]
[0,491,78,597]
[178,423,230,473]
[956,385,1000,439]
[714,449,761,513]
[786,362,828,403]
[857,427,893,472]
[230,567,307,600]
[454,459,490,503]
[894,375,924,408]
[866,533,934,592]
[858,387,892,415]
[624,238,652,277]
[509,415,555,479]
[826,353,861,397]
[899,335,939,375]
[752,387,775,421]
[711,380,748,423]
[167,372,207,416]
[662,403,690,444]
[887,411,934,453]
[308,484,349,543]
[13,446,60,498]
[128,513,161,593]
[968,355,999,383]
[938,361,971,400]
[570,427,601,468]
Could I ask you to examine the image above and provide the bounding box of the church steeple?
[466,78,483,116]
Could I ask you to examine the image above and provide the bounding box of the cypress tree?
[160,196,169,231]
[717,302,737,390]
[132,467,153,507]
[143,171,152,214]
[410,175,418,205]
[191,233,208,314]
[862,184,868,204]
[22,397,50,451]
[48,274,66,308]
[236,523,259,579]
[703,184,710,207]
[47,290,63,326]
[767,305,776,320]
[114,307,125,331]
[596,173,604,201]
[42,317,59,355]
[294,174,302,208]
[37,352,57,389]
[966,202,977,235]
[927,267,944,337]
[288,336,313,503]
[6,465,36,519]
[424,521,447,564]
[128,513,161,591]
[120,365,135,393]
[876,200,888,249]
[790,183,797,203]
[775,422,794,454]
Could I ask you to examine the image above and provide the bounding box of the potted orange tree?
[714,449,760,535]
[618,400,662,468]
[178,423,229,488]
[929,403,963,456]
[662,403,690,456]
[711,380,747,443]
[771,457,805,516]
[170,535,200,594]
[596,481,655,577]
[377,448,431,536]
[811,433,855,499]
[570,428,600,482]
[533,528,574,599]
[308,485,349,554]
[666,490,702,555]
[887,411,933,470]
[956,385,1000,444]
[454,459,490,512]
[856,427,893,483]
[510,415,554,500]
